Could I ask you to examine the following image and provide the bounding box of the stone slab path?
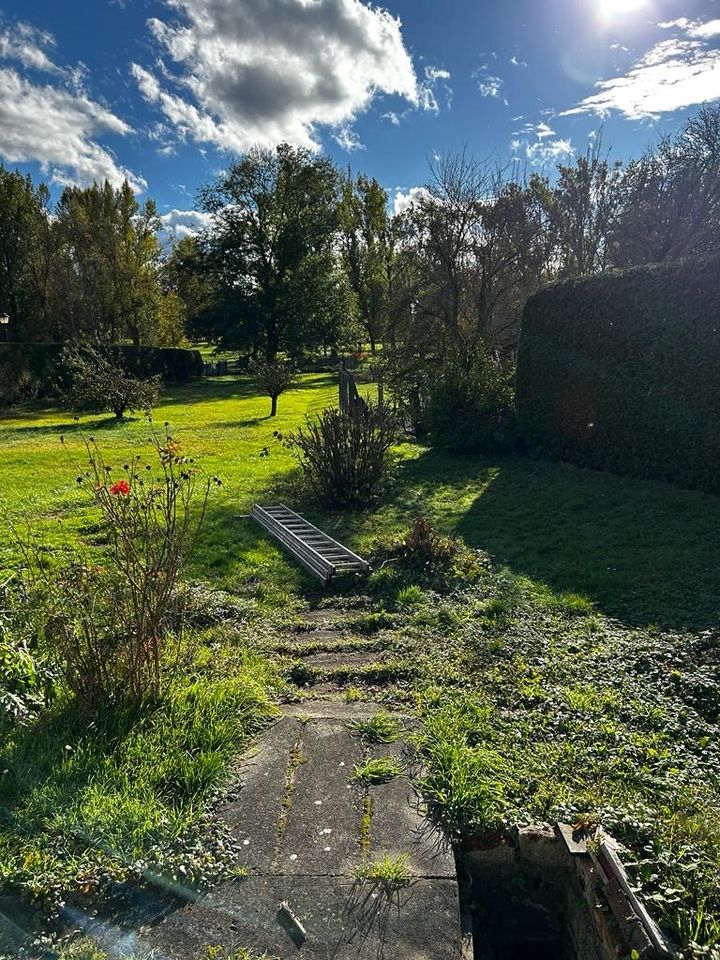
[142,607,469,960]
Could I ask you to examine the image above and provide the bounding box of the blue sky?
[0,0,718,235]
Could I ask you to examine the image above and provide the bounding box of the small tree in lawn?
[62,342,161,421]
[252,359,296,417]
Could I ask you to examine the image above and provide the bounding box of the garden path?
[142,604,469,960]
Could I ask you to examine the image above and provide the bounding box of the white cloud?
[511,125,573,166]
[659,18,692,30]
[0,21,62,75]
[160,208,213,239]
[659,18,720,38]
[418,65,452,112]
[525,138,573,164]
[392,185,429,216]
[477,73,504,99]
[510,55,527,67]
[515,120,556,139]
[333,125,364,151]
[0,67,144,190]
[688,19,720,39]
[0,20,143,190]
[565,19,720,119]
[134,0,431,153]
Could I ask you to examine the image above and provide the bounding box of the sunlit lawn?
[2,371,719,627]
[3,372,720,955]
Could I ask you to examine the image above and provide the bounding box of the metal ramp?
[251,504,371,584]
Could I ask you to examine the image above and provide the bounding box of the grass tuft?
[356,853,411,890]
[348,711,404,744]
[351,756,403,785]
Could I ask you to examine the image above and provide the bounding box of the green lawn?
[3,372,717,626]
[2,373,720,957]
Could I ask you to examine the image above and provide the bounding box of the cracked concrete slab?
[218,716,302,873]
[139,605,465,960]
[281,722,365,876]
[143,874,463,960]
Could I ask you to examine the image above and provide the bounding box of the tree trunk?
[270,394,278,417]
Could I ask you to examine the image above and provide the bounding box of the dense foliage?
[0,176,184,346]
[0,342,202,406]
[62,343,161,420]
[196,144,351,362]
[517,255,720,492]
[425,346,516,452]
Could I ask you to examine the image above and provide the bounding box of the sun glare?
[597,0,648,19]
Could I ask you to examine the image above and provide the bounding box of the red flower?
[109,479,130,496]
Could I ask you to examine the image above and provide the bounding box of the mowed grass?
[0,374,357,604]
[2,372,720,626]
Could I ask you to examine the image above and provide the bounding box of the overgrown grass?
[3,375,720,627]
[4,374,720,956]
[356,853,411,890]
[0,637,278,910]
[409,577,720,954]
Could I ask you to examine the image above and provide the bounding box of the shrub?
[18,432,215,711]
[0,362,40,407]
[289,402,396,505]
[0,578,53,727]
[399,517,461,565]
[517,255,720,493]
[0,342,203,404]
[62,342,161,420]
[251,359,297,417]
[395,584,427,609]
[425,346,516,452]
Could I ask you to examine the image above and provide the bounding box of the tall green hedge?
[0,342,203,398]
[516,256,720,493]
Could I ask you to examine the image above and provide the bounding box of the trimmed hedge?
[0,342,203,400]
[516,256,720,493]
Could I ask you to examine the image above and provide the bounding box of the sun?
[597,0,648,18]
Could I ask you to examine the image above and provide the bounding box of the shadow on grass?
[376,448,720,631]
[213,416,272,429]
[160,373,336,408]
[1,415,140,437]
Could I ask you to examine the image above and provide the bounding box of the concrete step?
[140,712,465,960]
[272,632,390,657]
[288,654,416,688]
[143,874,464,959]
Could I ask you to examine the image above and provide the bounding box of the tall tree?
[339,173,392,353]
[611,106,720,267]
[0,166,52,340]
[408,153,553,353]
[52,181,176,345]
[199,143,349,361]
[545,141,623,278]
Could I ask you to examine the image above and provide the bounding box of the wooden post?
[338,362,349,412]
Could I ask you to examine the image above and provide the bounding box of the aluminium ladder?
[251,503,371,584]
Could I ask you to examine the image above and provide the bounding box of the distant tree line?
[0,177,184,346]
[167,107,720,365]
[3,106,719,378]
